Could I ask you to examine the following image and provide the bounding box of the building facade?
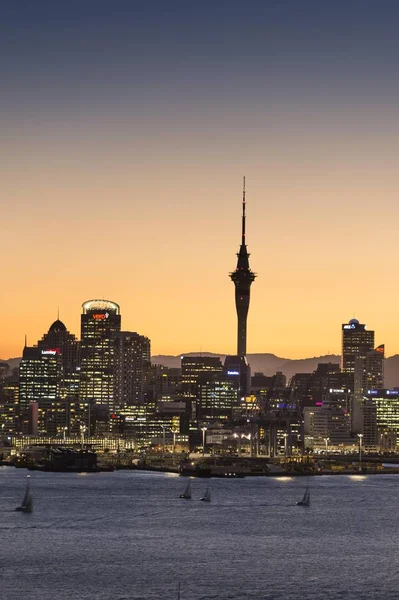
[79,300,121,413]
[341,318,374,374]
[19,346,63,435]
[114,331,151,407]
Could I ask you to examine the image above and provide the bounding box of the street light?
[283,432,288,457]
[63,427,68,443]
[201,427,207,457]
[233,433,243,456]
[247,433,252,458]
[172,430,177,465]
[324,437,330,454]
[80,425,87,451]
[357,433,363,471]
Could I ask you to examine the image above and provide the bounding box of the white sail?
[179,481,191,499]
[16,477,33,513]
[200,486,211,502]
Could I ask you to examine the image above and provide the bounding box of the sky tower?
[230,178,256,357]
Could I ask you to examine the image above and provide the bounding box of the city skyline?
[3,1,399,359]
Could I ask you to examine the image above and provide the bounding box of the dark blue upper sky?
[2,0,399,114]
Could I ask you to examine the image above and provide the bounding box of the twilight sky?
[2,0,399,359]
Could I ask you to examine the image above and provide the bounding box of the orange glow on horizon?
[2,126,399,360]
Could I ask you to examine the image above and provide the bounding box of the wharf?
[112,456,399,478]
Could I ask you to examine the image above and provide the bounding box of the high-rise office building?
[0,371,19,435]
[79,299,121,411]
[366,389,399,450]
[224,354,250,401]
[353,344,384,433]
[181,356,224,419]
[38,319,81,406]
[114,331,151,407]
[341,319,374,373]
[19,345,63,434]
[38,319,80,377]
[181,356,224,397]
[230,178,256,357]
[197,372,239,421]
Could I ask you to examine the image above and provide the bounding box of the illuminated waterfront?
[1,468,399,600]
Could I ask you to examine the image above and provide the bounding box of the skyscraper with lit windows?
[79,300,121,412]
[341,318,374,373]
[114,331,151,407]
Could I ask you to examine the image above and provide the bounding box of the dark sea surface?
[1,467,398,600]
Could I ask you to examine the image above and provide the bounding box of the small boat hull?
[15,503,33,513]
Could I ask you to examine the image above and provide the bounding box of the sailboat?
[296,480,310,506]
[15,476,33,513]
[200,486,211,502]
[179,481,191,499]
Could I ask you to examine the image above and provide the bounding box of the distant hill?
[0,357,21,371]
[152,352,399,389]
[151,352,341,380]
[3,352,399,388]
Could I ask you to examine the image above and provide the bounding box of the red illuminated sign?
[92,312,109,321]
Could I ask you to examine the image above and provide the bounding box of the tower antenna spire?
[242,176,246,246]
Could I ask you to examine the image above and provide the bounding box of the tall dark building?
[79,299,121,411]
[38,319,80,377]
[197,372,239,421]
[341,318,374,374]
[230,178,256,357]
[181,356,224,419]
[19,345,63,434]
[114,331,151,407]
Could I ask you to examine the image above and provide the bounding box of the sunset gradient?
[2,1,399,359]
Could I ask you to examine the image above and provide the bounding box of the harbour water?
[1,467,398,600]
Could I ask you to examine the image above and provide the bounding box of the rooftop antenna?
[24,334,27,348]
[57,306,60,320]
[242,176,246,246]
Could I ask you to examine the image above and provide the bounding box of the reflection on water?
[1,467,399,600]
